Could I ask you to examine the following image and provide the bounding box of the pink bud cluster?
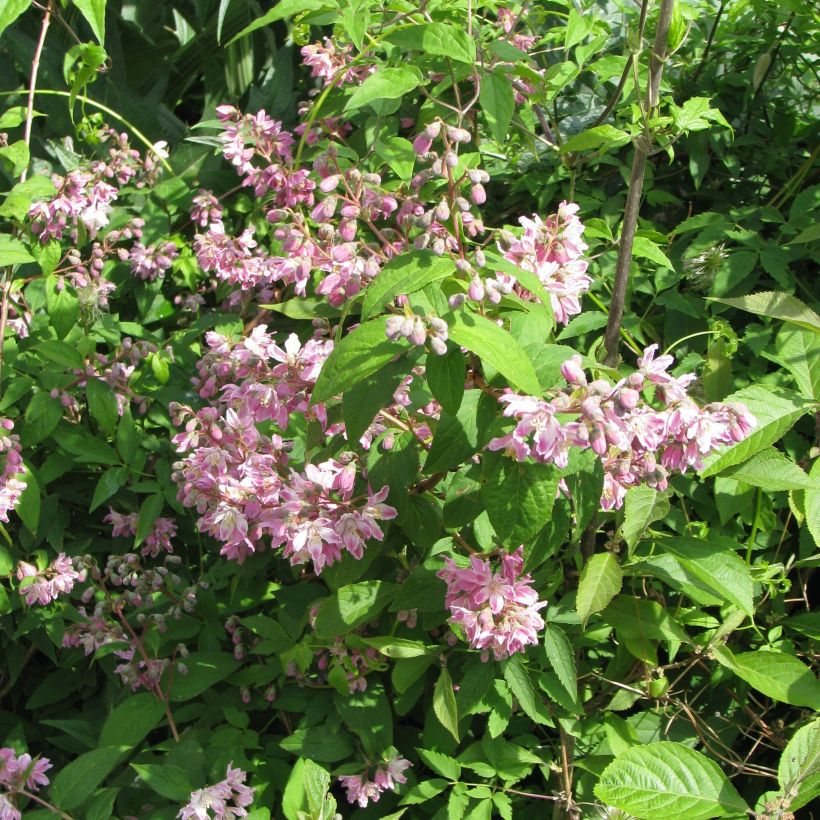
[0,748,52,820]
[437,548,546,660]
[338,753,412,808]
[286,637,381,694]
[172,327,396,571]
[489,346,756,510]
[498,203,591,325]
[125,240,180,281]
[177,763,255,820]
[385,313,449,355]
[105,508,177,558]
[15,553,82,606]
[0,420,26,524]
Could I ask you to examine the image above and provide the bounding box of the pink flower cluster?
[338,753,411,808]
[177,763,254,820]
[489,346,756,509]
[286,637,380,694]
[125,240,180,281]
[105,508,177,558]
[0,420,26,524]
[437,548,546,660]
[15,553,81,606]
[499,202,591,325]
[301,37,374,87]
[0,748,52,820]
[172,327,396,570]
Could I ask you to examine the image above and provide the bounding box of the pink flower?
[437,548,546,660]
[0,420,26,524]
[0,748,52,794]
[177,763,254,820]
[15,554,80,606]
[338,754,411,808]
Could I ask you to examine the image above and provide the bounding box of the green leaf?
[481,453,558,546]
[631,236,674,269]
[595,742,749,819]
[708,291,820,332]
[700,385,814,477]
[303,758,332,816]
[778,719,820,811]
[23,392,62,446]
[169,652,240,702]
[86,379,119,436]
[59,430,119,464]
[425,389,494,473]
[417,748,461,781]
[719,447,815,491]
[361,637,431,658]
[623,487,670,551]
[562,124,631,153]
[361,251,455,321]
[712,646,820,708]
[90,465,128,512]
[99,692,166,748]
[433,666,460,742]
[227,0,330,44]
[657,537,754,617]
[51,745,129,811]
[386,22,476,63]
[0,141,29,177]
[556,311,608,341]
[543,624,577,705]
[375,135,415,181]
[313,581,397,639]
[603,596,690,645]
[312,319,407,403]
[131,763,192,801]
[480,70,515,143]
[280,726,355,763]
[345,66,424,111]
[83,788,119,820]
[0,0,31,39]
[577,552,622,626]
[216,0,231,43]
[0,235,35,266]
[45,274,79,339]
[0,175,55,220]
[448,308,540,394]
[73,0,107,43]
[425,346,466,415]
[775,326,820,400]
[343,355,412,444]
[399,778,449,805]
[503,655,550,724]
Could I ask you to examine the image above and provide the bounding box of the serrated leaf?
[345,66,424,111]
[700,385,814,477]
[712,646,820,708]
[15,465,39,534]
[0,235,35,266]
[655,537,753,616]
[433,667,460,742]
[0,0,31,39]
[169,652,240,702]
[603,595,690,645]
[90,466,128,512]
[481,453,558,546]
[631,235,674,269]
[312,319,408,403]
[227,0,331,44]
[503,654,550,724]
[577,552,622,626]
[720,447,815,491]
[361,251,454,321]
[562,124,631,153]
[775,325,820,400]
[303,759,331,816]
[622,487,670,550]
[86,378,119,436]
[778,719,820,811]
[708,291,820,332]
[543,624,577,704]
[343,355,411,444]
[99,692,166,748]
[361,637,431,658]
[386,22,476,63]
[595,742,749,819]
[417,748,461,781]
[313,581,397,639]
[375,135,415,181]
[425,389,494,473]
[23,392,62,446]
[448,308,540,394]
[480,70,514,143]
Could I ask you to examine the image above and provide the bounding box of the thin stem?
[603,0,675,367]
[0,90,172,172]
[745,488,763,565]
[662,329,723,356]
[21,0,53,182]
[17,787,75,819]
[692,0,727,83]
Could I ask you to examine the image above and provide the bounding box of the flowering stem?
[16,787,74,819]
[603,0,675,367]
[21,0,53,182]
[0,90,172,172]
